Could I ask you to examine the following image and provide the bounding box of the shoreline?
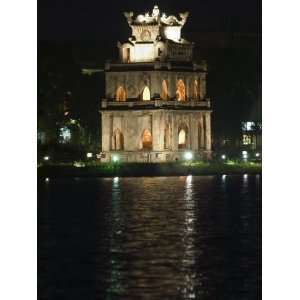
[38,162,262,178]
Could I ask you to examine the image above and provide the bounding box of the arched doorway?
[142,86,151,101]
[141,129,152,150]
[112,128,124,150]
[178,124,188,149]
[161,80,168,100]
[115,86,126,101]
[176,79,186,101]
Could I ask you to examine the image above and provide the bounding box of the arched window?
[176,79,186,101]
[116,86,126,101]
[178,124,188,149]
[112,128,124,151]
[161,80,169,100]
[142,86,151,101]
[164,123,171,149]
[141,129,152,150]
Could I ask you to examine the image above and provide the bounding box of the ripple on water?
[38,175,261,300]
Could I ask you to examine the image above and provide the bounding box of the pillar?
[101,112,111,151]
[205,112,212,151]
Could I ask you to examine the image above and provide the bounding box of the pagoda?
[100,5,212,162]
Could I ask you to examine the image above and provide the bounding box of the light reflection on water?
[38,175,261,300]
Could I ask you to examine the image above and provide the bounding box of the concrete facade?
[99,6,212,162]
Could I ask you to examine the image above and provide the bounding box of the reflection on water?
[38,175,261,300]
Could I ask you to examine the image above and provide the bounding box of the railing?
[101,99,211,109]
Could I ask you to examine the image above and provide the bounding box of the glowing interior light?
[86,152,93,158]
[244,174,248,179]
[255,153,260,157]
[178,129,186,146]
[142,86,151,100]
[45,177,49,182]
[163,26,181,42]
[113,177,119,183]
[221,154,226,160]
[132,44,154,62]
[184,151,193,161]
[43,156,49,161]
[112,155,119,162]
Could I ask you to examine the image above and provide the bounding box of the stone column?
[190,114,196,150]
[200,114,205,149]
[205,112,212,151]
[152,112,161,151]
[172,114,178,150]
[200,74,206,100]
[101,112,111,151]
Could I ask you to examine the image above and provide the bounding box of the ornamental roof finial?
[152,5,160,18]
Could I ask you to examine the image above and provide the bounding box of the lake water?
[38,175,261,300]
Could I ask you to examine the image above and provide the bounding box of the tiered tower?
[100,5,212,162]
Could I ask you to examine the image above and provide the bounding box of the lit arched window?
[141,129,152,150]
[178,124,188,149]
[115,86,126,101]
[112,128,124,150]
[161,80,168,100]
[142,86,151,101]
[176,79,186,101]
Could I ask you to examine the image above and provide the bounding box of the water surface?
[38,175,261,300]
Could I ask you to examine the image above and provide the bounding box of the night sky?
[38,0,261,42]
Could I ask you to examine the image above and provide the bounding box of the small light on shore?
[184,151,193,161]
[112,155,119,163]
[255,152,260,157]
[221,154,226,160]
[244,174,248,179]
[242,151,248,159]
[45,177,49,182]
[86,152,93,158]
[43,156,50,161]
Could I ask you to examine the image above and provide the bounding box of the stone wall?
[101,109,212,162]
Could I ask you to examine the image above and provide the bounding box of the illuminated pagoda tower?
[100,5,212,162]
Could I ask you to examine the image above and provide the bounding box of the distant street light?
[221,154,226,160]
[184,151,193,161]
[43,156,50,161]
[255,152,260,157]
[242,151,248,160]
[86,152,93,158]
[112,155,119,163]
